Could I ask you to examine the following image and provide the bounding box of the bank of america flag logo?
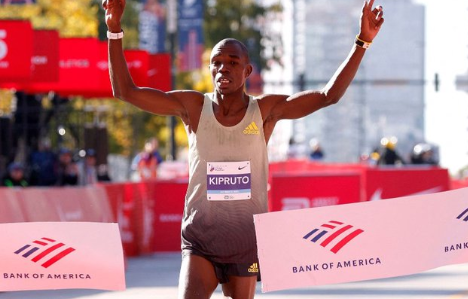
[457,208,468,221]
[14,237,76,268]
[303,220,364,254]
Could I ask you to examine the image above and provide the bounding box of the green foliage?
[96,0,140,48]
[0,0,99,37]
[177,0,283,93]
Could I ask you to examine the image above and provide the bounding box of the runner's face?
[210,42,251,95]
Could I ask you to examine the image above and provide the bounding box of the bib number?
[206,161,251,201]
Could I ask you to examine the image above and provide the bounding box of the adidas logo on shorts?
[243,122,260,135]
[248,263,259,273]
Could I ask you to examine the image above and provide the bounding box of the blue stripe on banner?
[177,0,204,71]
[23,247,39,257]
[303,229,318,239]
[311,230,328,242]
[14,244,30,254]
[0,0,37,3]
[207,189,251,194]
[138,0,167,53]
[457,208,468,219]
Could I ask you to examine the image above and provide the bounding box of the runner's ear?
[245,64,253,78]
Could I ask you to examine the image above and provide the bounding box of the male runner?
[102,1,384,298]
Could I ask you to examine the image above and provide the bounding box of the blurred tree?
[176,48,212,92]
[0,0,163,159]
[204,0,282,70]
[96,0,174,158]
[96,0,140,48]
[0,0,281,160]
[0,0,98,37]
[68,98,174,159]
[177,0,283,93]
[0,89,14,115]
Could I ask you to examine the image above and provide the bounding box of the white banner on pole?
[0,222,125,291]
[254,187,468,292]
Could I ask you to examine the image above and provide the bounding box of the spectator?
[410,143,438,165]
[148,137,164,164]
[309,138,325,161]
[29,138,58,186]
[56,148,79,186]
[2,162,28,187]
[137,141,158,180]
[97,164,112,182]
[79,149,99,185]
[378,136,405,166]
[368,147,381,165]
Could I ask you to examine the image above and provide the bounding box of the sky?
[415,0,468,175]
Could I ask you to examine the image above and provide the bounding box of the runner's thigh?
[178,254,219,299]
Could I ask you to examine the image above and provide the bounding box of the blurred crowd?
[365,136,439,166]
[2,133,440,188]
[0,137,167,188]
[1,138,112,188]
[288,136,439,167]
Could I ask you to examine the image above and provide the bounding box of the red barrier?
[104,183,138,257]
[0,189,26,222]
[451,179,468,190]
[103,182,158,256]
[0,163,453,256]
[269,160,367,174]
[15,188,63,221]
[0,187,114,223]
[152,179,188,252]
[5,187,114,222]
[269,172,362,211]
[364,167,450,201]
[103,180,187,254]
[126,182,156,255]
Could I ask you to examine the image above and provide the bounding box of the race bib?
[207,161,251,201]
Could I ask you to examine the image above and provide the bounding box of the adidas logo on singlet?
[243,122,260,135]
[248,263,259,273]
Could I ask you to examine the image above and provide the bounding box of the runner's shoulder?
[168,90,204,105]
[255,93,289,110]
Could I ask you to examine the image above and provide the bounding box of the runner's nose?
[218,63,230,73]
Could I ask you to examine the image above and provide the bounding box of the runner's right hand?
[102,0,125,32]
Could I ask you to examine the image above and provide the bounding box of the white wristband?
[355,34,372,49]
[107,30,124,40]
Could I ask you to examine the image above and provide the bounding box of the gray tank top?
[181,93,268,263]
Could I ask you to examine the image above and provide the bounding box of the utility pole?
[167,0,177,161]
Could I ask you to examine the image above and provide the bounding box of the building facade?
[264,0,426,163]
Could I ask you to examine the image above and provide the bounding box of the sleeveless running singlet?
[181,93,269,264]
